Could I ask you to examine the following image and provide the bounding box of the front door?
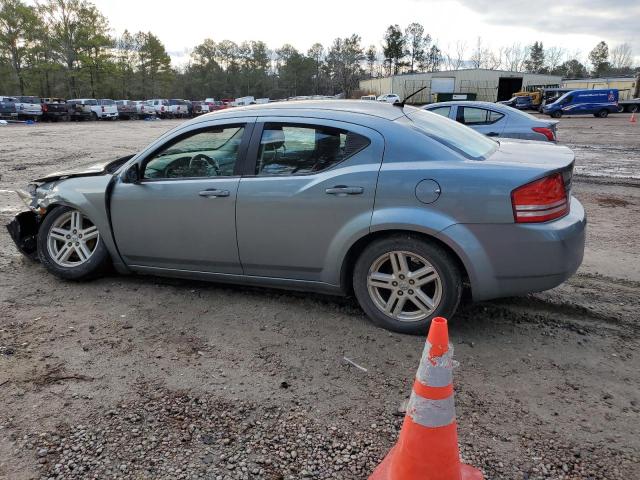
[236,118,384,284]
[110,121,253,274]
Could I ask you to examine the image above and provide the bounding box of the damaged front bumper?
[6,210,40,259]
[6,187,44,259]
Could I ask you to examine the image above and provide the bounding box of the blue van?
[543,89,619,118]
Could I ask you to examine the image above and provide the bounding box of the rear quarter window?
[403,108,498,160]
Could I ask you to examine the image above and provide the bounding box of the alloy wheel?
[47,210,100,267]
[366,250,442,322]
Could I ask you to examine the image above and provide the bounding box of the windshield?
[100,99,115,105]
[17,96,41,103]
[403,108,498,160]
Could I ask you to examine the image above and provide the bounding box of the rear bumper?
[438,197,586,301]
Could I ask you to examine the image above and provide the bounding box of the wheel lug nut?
[78,234,82,238]
[67,242,72,246]
[399,274,405,280]
[392,281,398,287]
[73,229,77,233]
[398,291,403,296]
[75,242,79,246]
[409,279,414,285]
[408,289,414,295]
[66,235,70,239]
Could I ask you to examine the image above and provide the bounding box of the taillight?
[102,106,105,112]
[532,127,555,141]
[161,106,164,111]
[511,173,569,223]
[42,104,48,112]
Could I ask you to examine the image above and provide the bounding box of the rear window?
[17,96,41,103]
[100,99,115,105]
[403,108,498,160]
[85,99,98,105]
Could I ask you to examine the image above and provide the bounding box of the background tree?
[609,43,633,73]
[524,41,545,73]
[365,44,377,78]
[0,0,40,94]
[326,34,363,98]
[404,22,428,73]
[307,43,324,94]
[382,25,405,75]
[553,59,588,78]
[588,41,610,76]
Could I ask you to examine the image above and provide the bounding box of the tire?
[352,235,462,334]
[597,109,608,118]
[630,104,639,113]
[91,112,98,121]
[37,206,110,280]
[616,105,625,113]
[551,111,562,118]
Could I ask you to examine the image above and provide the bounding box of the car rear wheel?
[353,235,462,334]
[596,109,608,118]
[37,207,109,280]
[629,104,639,113]
[551,111,562,118]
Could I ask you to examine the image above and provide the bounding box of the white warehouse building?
[359,69,563,104]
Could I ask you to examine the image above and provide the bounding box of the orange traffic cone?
[631,112,637,124]
[369,317,483,480]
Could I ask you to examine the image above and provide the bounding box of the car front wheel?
[353,235,462,334]
[37,207,110,280]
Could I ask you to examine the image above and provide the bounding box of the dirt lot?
[0,114,639,480]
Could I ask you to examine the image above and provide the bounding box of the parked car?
[40,98,68,121]
[543,89,619,118]
[96,99,119,120]
[209,100,227,111]
[67,99,96,121]
[377,93,400,103]
[115,100,138,120]
[167,99,189,118]
[0,96,18,119]
[14,95,43,120]
[361,95,377,101]
[147,99,170,118]
[7,101,585,334]
[498,95,533,110]
[424,101,559,142]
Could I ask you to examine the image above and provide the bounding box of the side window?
[429,106,451,118]
[457,107,503,125]
[255,123,370,176]
[143,125,245,179]
[487,110,504,123]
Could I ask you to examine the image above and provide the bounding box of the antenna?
[394,86,428,107]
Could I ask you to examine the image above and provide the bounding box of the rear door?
[455,106,506,137]
[235,117,384,284]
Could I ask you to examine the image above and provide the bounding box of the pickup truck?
[96,99,119,120]
[168,99,188,118]
[67,99,96,121]
[0,96,17,119]
[115,100,138,119]
[14,96,43,120]
[147,99,170,118]
[41,98,68,121]
[131,100,155,118]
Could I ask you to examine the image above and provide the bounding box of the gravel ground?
[0,114,639,480]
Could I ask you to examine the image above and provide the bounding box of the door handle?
[325,186,364,195]
[198,189,230,198]
[486,132,499,137]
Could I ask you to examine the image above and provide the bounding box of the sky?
[87,0,639,67]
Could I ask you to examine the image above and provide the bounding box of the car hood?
[486,139,574,170]
[33,154,134,183]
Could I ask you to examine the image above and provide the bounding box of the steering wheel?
[190,153,220,176]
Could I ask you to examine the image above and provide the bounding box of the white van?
[234,96,256,106]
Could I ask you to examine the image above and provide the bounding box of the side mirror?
[123,163,140,184]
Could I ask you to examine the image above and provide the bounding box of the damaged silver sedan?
[7,101,586,334]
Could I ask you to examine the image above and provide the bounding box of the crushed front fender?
[6,211,39,259]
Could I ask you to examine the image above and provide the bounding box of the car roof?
[192,100,406,122]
